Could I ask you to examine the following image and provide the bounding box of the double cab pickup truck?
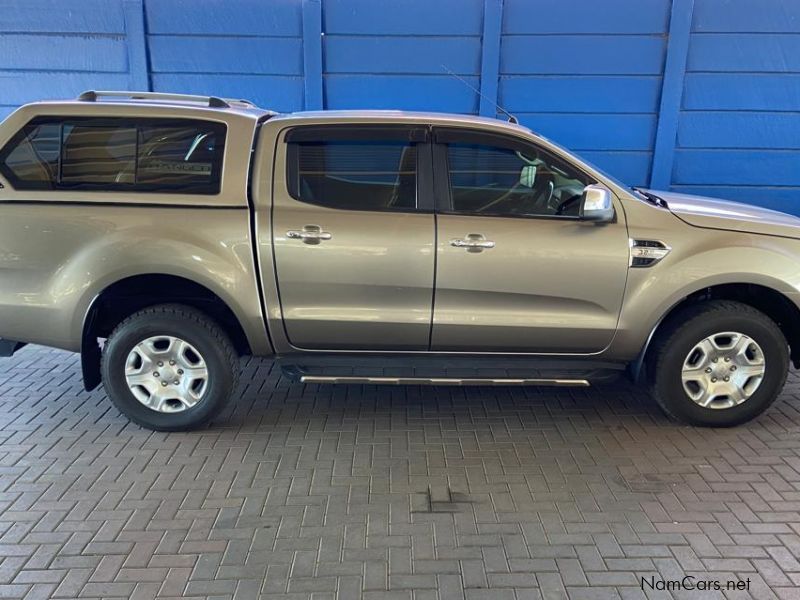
[1,90,799,430]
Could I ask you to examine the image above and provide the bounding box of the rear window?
[0,117,226,194]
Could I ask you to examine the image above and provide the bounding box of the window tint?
[0,118,226,194]
[137,124,222,188]
[0,122,60,188]
[288,139,418,211]
[447,142,593,217]
[61,125,137,185]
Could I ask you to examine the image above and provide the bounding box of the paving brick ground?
[1,346,800,599]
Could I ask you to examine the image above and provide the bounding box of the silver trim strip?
[299,375,590,386]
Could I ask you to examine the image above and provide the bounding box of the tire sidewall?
[102,313,234,430]
[655,312,788,426]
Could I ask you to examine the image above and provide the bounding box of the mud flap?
[0,339,26,357]
[80,301,103,394]
[80,337,102,391]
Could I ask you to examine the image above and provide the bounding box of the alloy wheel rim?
[124,335,208,413]
[681,331,765,409]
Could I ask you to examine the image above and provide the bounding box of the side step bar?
[277,355,625,386]
[296,375,590,387]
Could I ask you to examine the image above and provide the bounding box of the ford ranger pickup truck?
[0,90,798,431]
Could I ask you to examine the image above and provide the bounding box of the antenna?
[441,64,519,124]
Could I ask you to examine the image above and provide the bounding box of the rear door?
[430,127,630,353]
[271,125,436,350]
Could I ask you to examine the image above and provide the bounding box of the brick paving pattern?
[1,346,800,599]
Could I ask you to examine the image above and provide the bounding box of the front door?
[430,128,629,353]
[272,125,435,350]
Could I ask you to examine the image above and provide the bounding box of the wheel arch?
[630,282,800,383]
[81,273,254,391]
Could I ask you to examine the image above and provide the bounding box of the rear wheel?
[649,300,788,427]
[101,304,239,431]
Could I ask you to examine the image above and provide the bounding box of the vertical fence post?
[650,0,695,189]
[302,0,323,110]
[479,0,503,117]
[122,0,150,91]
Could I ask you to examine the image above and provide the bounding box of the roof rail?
[77,90,257,109]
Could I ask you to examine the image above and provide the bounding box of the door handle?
[450,239,495,249]
[286,225,332,244]
[450,234,495,251]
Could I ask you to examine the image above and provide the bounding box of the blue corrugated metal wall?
[1,0,798,213]
[500,0,671,189]
[673,0,800,210]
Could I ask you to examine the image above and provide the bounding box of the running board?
[277,354,625,386]
[297,375,590,387]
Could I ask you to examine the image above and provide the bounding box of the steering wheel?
[555,193,582,216]
[477,181,527,212]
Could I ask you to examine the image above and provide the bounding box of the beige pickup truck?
[1,91,799,430]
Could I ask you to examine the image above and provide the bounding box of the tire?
[648,300,788,427]
[100,304,239,431]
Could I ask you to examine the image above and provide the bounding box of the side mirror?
[580,184,615,222]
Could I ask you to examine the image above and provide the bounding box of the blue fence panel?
[503,0,671,34]
[692,0,800,33]
[687,34,800,72]
[322,0,483,112]
[678,113,800,149]
[145,0,304,111]
[0,0,799,213]
[672,0,800,213]
[323,0,483,35]
[0,0,125,33]
[499,0,671,187]
[0,0,136,119]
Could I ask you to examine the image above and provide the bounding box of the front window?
[443,132,594,218]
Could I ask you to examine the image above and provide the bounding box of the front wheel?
[101,304,239,431]
[649,300,789,427]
